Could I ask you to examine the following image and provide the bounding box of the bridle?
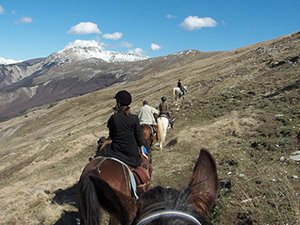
[136,210,202,225]
[134,201,202,225]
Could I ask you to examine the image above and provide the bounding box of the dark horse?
[77,148,218,224]
[141,124,158,147]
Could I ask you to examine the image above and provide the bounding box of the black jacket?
[106,110,144,167]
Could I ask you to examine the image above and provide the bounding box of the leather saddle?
[95,137,152,195]
[132,154,152,195]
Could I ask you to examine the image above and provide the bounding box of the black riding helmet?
[161,96,166,102]
[143,100,148,105]
[114,90,132,106]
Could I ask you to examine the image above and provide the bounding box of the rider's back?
[138,104,158,125]
[107,111,143,167]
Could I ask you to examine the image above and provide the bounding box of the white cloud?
[128,48,146,55]
[21,17,33,23]
[65,39,104,49]
[119,41,133,48]
[0,5,5,14]
[68,22,102,35]
[166,14,176,19]
[102,41,133,49]
[14,16,34,25]
[102,32,123,40]
[180,16,217,31]
[151,43,162,51]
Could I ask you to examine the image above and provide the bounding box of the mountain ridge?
[0,48,220,121]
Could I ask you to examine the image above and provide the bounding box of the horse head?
[183,85,188,93]
[134,148,218,225]
[82,148,218,224]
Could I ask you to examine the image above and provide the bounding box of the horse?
[172,85,188,102]
[78,141,153,225]
[82,148,219,225]
[157,116,169,150]
[140,124,158,147]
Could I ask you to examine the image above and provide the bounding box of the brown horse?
[141,124,158,147]
[79,148,219,224]
[78,139,152,225]
[77,157,135,225]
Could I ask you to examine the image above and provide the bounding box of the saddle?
[95,137,152,195]
[132,159,152,195]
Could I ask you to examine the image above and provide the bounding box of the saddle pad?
[95,156,139,200]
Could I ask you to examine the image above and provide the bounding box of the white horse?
[172,85,188,102]
[157,116,169,150]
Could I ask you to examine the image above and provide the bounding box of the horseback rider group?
[91,84,180,196]
[95,88,177,160]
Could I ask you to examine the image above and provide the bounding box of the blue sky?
[1,0,300,61]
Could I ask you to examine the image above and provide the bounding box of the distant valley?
[0,46,220,121]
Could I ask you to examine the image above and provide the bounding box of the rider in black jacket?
[105,90,147,167]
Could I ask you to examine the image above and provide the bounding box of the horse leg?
[150,135,154,146]
[158,125,166,150]
[172,88,175,102]
[160,131,166,150]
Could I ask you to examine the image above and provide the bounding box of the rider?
[105,90,148,167]
[177,79,185,96]
[158,96,174,129]
[138,100,158,132]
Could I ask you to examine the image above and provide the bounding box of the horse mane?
[137,186,212,225]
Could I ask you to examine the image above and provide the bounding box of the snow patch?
[55,45,149,63]
[0,57,23,65]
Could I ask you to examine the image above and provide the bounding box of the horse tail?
[79,170,102,225]
[157,117,166,149]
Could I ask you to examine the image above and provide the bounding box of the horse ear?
[188,148,219,218]
[89,173,137,225]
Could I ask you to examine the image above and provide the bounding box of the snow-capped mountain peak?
[0,57,23,65]
[55,41,149,63]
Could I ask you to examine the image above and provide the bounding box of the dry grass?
[1,31,300,224]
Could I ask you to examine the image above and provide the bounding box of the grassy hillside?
[0,31,299,225]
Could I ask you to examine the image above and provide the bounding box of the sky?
[1,0,300,62]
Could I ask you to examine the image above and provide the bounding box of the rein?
[135,210,202,225]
